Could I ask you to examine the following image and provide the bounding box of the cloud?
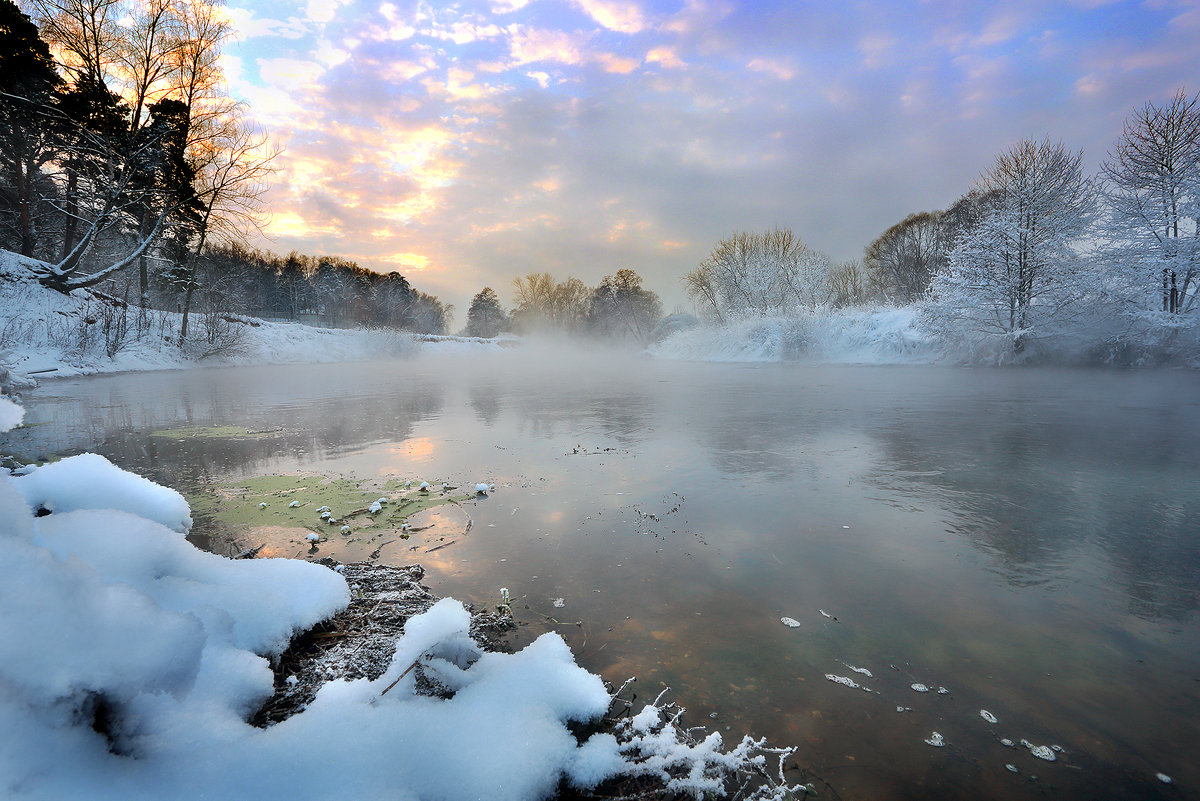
[645,46,685,69]
[571,0,647,34]
[306,0,348,25]
[746,58,796,81]
[856,32,897,69]
[224,5,308,39]
[506,25,588,66]
[662,0,734,35]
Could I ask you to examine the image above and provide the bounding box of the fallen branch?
[234,543,265,559]
[379,656,422,697]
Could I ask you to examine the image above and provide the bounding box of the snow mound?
[0,396,23,432]
[11,453,193,532]
[649,307,934,364]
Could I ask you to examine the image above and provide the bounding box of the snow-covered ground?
[649,307,935,364]
[0,250,503,382]
[650,305,1200,367]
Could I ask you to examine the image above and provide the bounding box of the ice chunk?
[289,501,300,508]
[911,683,929,693]
[258,502,267,509]
[924,732,945,747]
[980,709,998,724]
[320,510,332,520]
[368,502,382,514]
[339,525,351,534]
[780,616,801,627]
[419,482,431,491]
[937,686,949,694]
[316,506,330,513]
[1006,764,1019,773]
[11,453,192,532]
[825,674,871,692]
[1000,738,1015,747]
[1027,743,1056,761]
[1157,773,1173,784]
[307,532,320,542]
[845,663,873,678]
[475,483,490,494]
[553,598,565,608]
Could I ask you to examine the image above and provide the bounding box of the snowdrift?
[649,307,935,364]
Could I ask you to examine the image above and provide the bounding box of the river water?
[13,349,1200,801]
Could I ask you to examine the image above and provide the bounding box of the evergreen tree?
[466,287,508,338]
[0,0,62,256]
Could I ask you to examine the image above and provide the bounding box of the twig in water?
[425,539,456,553]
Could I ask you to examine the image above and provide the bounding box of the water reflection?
[12,356,1200,801]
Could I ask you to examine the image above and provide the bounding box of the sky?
[219,0,1200,323]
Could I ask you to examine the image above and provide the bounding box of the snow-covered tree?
[928,138,1099,354]
[684,227,831,322]
[465,286,508,338]
[1102,88,1200,314]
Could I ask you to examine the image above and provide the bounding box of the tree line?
[465,268,667,344]
[0,0,446,339]
[684,88,1199,356]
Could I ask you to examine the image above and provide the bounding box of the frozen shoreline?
[0,400,801,800]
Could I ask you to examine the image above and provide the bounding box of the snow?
[10,453,192,532]
[649,308,934,365]
[0,396,23,432]
[0,251,501,383]
[1,451,786,800]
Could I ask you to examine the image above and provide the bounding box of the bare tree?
[864,211,946,302]
[1102,88,1200,314]
[828,259,873,307]
[178,117,277,341]
[684,227,831,321]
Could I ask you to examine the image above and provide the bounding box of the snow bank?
[650,307,934,364]
[0,396,22,432]
[11,453,192,531]
[3,452,791,800]
[0,250,428,380]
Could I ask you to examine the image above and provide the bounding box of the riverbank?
[0,398,802,800]
[0,252,502,383]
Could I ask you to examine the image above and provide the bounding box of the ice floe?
[824,674,871,692]
[780,616,801,628]
[980,710,998,724]
[924,732,945,747]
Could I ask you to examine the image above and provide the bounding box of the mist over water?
[16,347,1200,801]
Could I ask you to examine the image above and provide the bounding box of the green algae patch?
[188,473,473,539]
[151,425,283,440]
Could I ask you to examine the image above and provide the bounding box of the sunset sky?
[219,0,1200,322]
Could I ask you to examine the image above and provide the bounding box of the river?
[13,348,1200,801]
